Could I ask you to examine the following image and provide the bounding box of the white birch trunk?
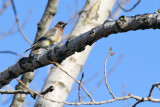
[35,0,116,106]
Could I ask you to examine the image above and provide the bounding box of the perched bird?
[24,21,67,53]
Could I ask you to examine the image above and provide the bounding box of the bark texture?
[1,11,160,90]
[10,0,59,107]
[35,0,116,106]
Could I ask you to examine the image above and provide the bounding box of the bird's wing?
[33,29,57,44]
[44,28,57,38]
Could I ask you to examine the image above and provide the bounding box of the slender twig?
[0,51,23,57]
[11,0,32,44]
[117,0,141,12]
[111,0,131,18]
[0,10,32,41]
[11,9,32,35]
[157,85,160,90]
[79,73,84,102]
[148,83,160,98]
[71,72,99,92]
[15,79,160,105]
[0,0,11,15]
[16,79,67,104]
[50,61,95,102]
[132,98,144,107]
[79,54,124,101]
[104,47,116,99]
[133,82,160,107]
[16,79,54,99]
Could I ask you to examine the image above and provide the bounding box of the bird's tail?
[24,45,34,53]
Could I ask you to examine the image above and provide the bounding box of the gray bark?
[10,0,59,107]
[35,0,116,106]
[1,10,160,89]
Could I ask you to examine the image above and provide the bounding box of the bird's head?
[57,21,67,28]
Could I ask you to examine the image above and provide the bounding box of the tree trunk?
[35,0,116,107]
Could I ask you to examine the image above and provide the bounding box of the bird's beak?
[64,23,67,26]
[62,23,67,28]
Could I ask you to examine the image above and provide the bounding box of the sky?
[0,0,160,107]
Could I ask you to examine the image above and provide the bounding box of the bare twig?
[0,51,23,57]
[15,79,160,106]
[157,85,160,90]
[82,54,123,100]
[148,82,160,98]
[50,61,95,102]
[11,0,32,44]
[11,9,32,35]
[78,73,84,102]
[133,82,160,107]
[104,47,116,99]
[16,79,67,104]
[111,0,131,18]
[0,10,32,41]
[71,72,99,92]
[117,0,141,12]
[16,79,54,99]
[0,0,11,15]
[132,98,144,107]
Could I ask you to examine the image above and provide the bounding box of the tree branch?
[10,0,59,106]
[0,0,11,15]
[0,89,31,94]
[117,0,141,12]
[51,61,94,102]
[104,47,116,99]
[78,73,84,102]
[1,11,160,88]
[11,0,32,45]
[0,51,23,57]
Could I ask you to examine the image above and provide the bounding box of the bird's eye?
[58,22,63,25]
[58,22,66,27]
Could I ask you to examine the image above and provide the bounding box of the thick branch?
[0,89,31,94]
[1,11,160,88]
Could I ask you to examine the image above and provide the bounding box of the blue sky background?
[0,0,160,107]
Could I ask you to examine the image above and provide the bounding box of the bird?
[24,21,67,53]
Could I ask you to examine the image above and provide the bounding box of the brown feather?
[24,21,67,53]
